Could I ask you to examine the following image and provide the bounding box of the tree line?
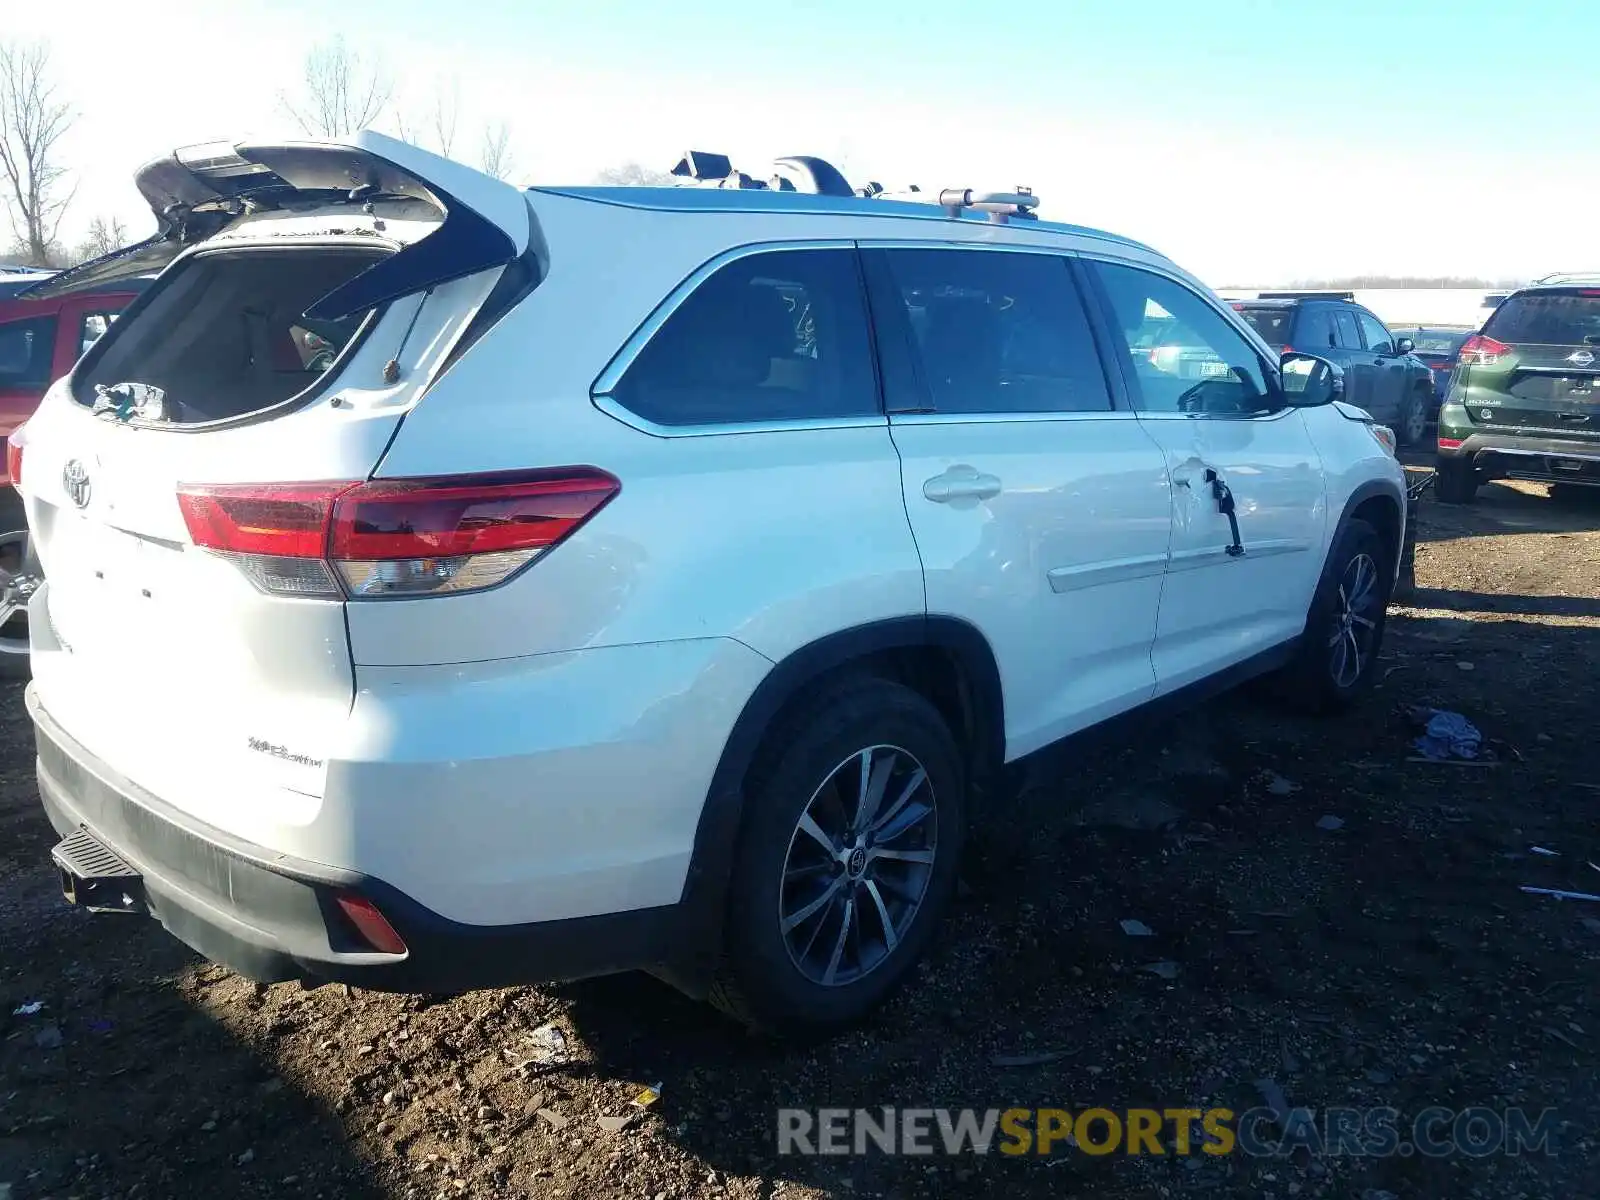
[0,36,673,269]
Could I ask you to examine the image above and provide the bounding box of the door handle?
[923,465,1001,503]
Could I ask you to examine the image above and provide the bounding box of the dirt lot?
[4,472,1599,1200]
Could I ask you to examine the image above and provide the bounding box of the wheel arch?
[1336,478,1406,584]
[662,616,1003,995]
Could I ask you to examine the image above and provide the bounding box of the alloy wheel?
[1327,551,1380,689]
[778,744,938,988]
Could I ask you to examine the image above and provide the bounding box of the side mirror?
[1395,337,1415,356]
[1280,351,1345,407]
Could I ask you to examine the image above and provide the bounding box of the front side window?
[610,248,877,427]
[1357,311,1393,354]
[871,249,1111,414]
[0,316,57,388]
[1091,262,1275,415]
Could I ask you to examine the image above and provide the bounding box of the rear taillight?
[177,469,620,599]
[5,424,25,490]
[1438,436,1464,449]
[1281,345,1294,357]
[1458,334,1511,366]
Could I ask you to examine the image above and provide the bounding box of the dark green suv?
[1435,275,1600,504]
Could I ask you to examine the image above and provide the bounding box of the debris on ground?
[1407,706,1488,761]
[1263,772,1300,797]
[33,1023,63,1050]
[535,1108,570,1130]
[632,1083,663,1109]
[597,1113,637,1133]
[525,1023,568,1063]
[1531,846,1560,857]
[1315,815,1345,832]
[1143,961,1180,981]
[990,1048,1076,1068]
[1521,886,1600,903]
[1119,919,1154,937]
[10,1001,42,1015]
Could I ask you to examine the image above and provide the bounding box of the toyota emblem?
[62,459,91,509]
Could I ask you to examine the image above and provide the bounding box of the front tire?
[1433,459,1479,505]
[710,677,966,1036]
[1279,518,1391,713]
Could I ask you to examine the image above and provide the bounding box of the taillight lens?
[177,469,619,599]
[1458,334,1511,366]
[5,423,26,490]
[1438,436,1464,449]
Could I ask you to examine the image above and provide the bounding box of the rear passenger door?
[862,245,1173,759]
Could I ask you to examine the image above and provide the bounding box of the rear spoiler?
[20,132,532,320]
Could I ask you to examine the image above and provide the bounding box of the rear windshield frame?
[69,239,398,433]
[1482,288,1600,347]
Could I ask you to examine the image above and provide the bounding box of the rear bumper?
[29,684,696,992]
[1437,431,1600,485]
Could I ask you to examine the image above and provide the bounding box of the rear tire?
[1433,459,1479,505]
[1398,387,1430,447]
[1277,518,1391,714]
[709,676,966,1037]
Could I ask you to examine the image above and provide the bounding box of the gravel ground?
[3,471,1599,1200]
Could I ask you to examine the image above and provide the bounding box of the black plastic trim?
[30,686,688,992]
[1335,479,1407,581]
[672,616,1004,992]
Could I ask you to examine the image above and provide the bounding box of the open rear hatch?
[1463,288,1600,439]
[18,131,536,849]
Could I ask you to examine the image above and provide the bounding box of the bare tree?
[396,76,460,156]
[279,37,391,138]
[594,163,675,187]
[0,40,75,267]
[479,123,514,181]
[73,213,129,263]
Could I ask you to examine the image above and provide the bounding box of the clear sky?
[7,0,1593,285]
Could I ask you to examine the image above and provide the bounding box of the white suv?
[18,134,1406,1034]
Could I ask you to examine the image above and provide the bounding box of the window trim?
[856,238,1128,421]
[1075,253,1296,423]
[590,239,886,439]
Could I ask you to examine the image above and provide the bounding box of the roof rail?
[669,150,855,197]
[1532,271,1600,286]
[1256,290,1355,302]
[664,151,1041,221]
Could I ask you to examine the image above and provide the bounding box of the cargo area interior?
[71,246,389,424]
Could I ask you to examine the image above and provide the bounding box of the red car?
[0,284,142,501]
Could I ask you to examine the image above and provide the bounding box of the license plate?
[1200,361,1231,377]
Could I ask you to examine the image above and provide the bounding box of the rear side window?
[1333,309,1362,350]
[0,315,56,387]
[869,249,1111,414]
[80,310,119,357]
[1294,306,1338,351]
[611,249,877,427]
[1484,291,1600,346]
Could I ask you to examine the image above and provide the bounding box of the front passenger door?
[1356,309,1405,426]
[1085,260,1328,695]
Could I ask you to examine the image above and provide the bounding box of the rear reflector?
[177,469,620,599]
[1438,437,1464,449]
[334,893,408,955]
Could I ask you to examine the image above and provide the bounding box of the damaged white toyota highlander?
[16,133,1408,1034]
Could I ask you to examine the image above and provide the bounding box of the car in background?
[1435,274,1600,503]
[1231,292,1435,446]
[1400,326,1475,412]
[0,267,57,300]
